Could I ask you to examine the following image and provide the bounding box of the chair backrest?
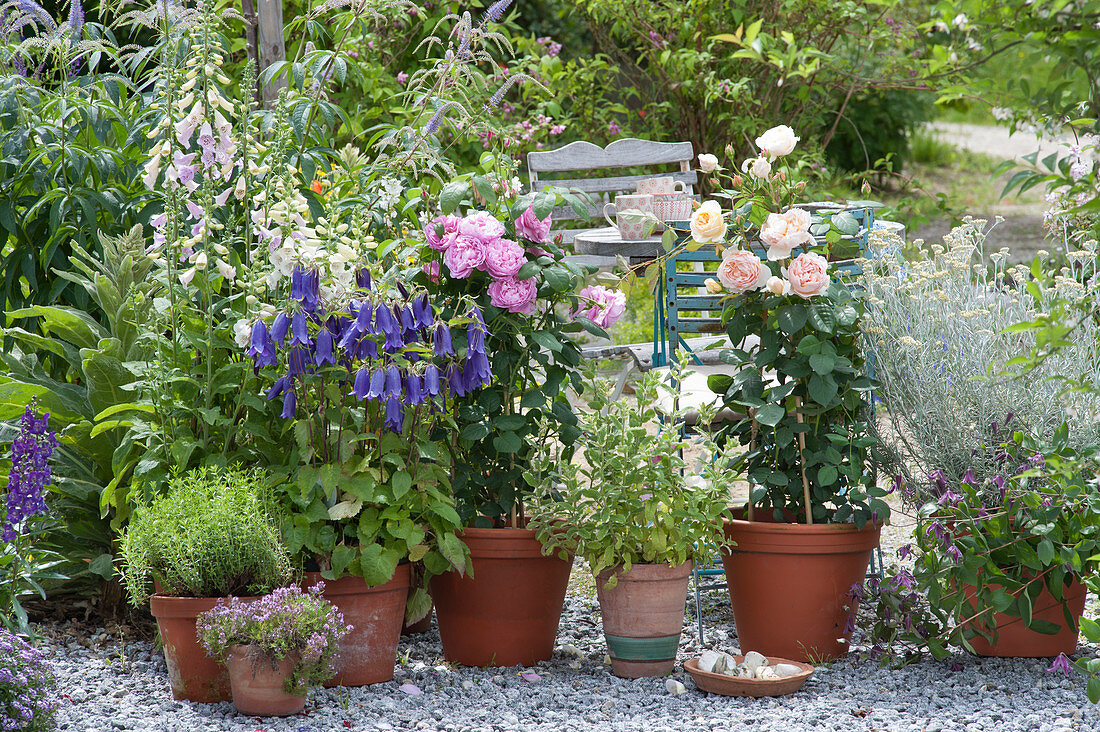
[658,205,875,367]
[527,138,696,243]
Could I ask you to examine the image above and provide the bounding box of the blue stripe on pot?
[604,634,681,662]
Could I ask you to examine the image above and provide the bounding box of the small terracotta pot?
[721,513,880,662]
[596,562,691,678]
[963,578,1088,657]
[429,527,572,667]
[300,564,410,686]
[150,595,257,702]
[225,645,305,716]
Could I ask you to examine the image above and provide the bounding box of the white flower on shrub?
[754,125,799,158]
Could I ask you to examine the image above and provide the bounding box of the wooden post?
[794,396,813,525]
[256,0,286,107]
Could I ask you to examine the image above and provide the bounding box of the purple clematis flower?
[314,326,335,366]
[352,367,372,400]
[405,373,423,405]
[412,295,434,329]
[423,364,441,397]
[271,312,290,344]
[434,323,454,358]
[375,305,404,351]
[281,389,296,418]
[266,376,290,400]
[290,312,311,347]
[357,268,372,290]
[385,396,404,433]
[366,368,386,400]
[384,365,403,399]
[1048,653,1073,676]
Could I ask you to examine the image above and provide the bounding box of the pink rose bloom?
[514,205,552,244]
[422,260,440,284]
[717,249,770,294]
[425,214,460,251]
[458,211,506,244]
[482,238,527,278]
[488,276,538,314]
[786,252,830,299]
[575,285,627,328]
[443,235,486,279]
[759,208,813,261]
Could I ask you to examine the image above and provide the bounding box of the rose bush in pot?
[528,363,739,678]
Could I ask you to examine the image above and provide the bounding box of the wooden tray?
[684,656,814,697]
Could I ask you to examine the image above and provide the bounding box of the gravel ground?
[42,557,1100,732]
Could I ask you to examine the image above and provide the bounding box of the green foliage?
[120,466,292,605]
[197,586,350,694]
[528,364,740,584]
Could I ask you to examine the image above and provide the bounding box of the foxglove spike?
[423,364,441,397]
[314,327,335,366]
[281,389,296,418]
[384,396,404,434]
[290,312,311,347]
[271,312,290,344]
[367,368,386,400]
[412,295,434,329]
[352,367,372,400]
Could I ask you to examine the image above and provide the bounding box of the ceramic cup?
[636,176,688,196]
[651,193,693,222]
[604,202,652,240]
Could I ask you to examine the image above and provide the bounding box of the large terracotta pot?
[300,564,410,686]
[429,527,572,667]
[596,561,691,678]
[721,513,880,662]
[150,595,256,702]
[225,645,305,716]
[964,577,1088,657]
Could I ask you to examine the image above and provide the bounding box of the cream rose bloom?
[755,125,800,158]
[690,200,728,243]
[759,208,814,260]
[698,153,719,173]
[766,276,789,296]
[742,156,772,180]
[704,277,723,294]
[717,248,770,294]
[786,252,830,299]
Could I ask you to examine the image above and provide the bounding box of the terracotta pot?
[225,645,306,716]
[721,513,880,662]
[963,577,1088,657]
[150,595,256,702]
[401,604,433,636]
[429,527,572,667]
[300,564,410,686]
[596,561,691,678]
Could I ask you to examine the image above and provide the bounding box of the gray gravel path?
[927,123,1076,169]
[42,565,1100,732]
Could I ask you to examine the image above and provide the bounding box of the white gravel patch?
[41,569,1100,732]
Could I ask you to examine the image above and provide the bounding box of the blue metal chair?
[650,204,884,645]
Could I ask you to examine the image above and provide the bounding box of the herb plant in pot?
[120,467,292,702]
[528,365,739,678]
[868,426,1100,660]
[245,264,482,686]
[197,585,352,716]
[415,172,621,667]
[685,127,890,662]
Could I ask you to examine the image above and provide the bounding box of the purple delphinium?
[3,404,56,542]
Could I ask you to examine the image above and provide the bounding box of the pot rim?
[724,517,882,535]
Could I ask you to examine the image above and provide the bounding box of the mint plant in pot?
[120,467,292,702]
[198,585,352,716]
[528,365,739,678]
[414,169,620,667]
[684,126,890,662]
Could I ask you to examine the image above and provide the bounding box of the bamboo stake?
[794,396,813,525]
[746,410,758,522]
